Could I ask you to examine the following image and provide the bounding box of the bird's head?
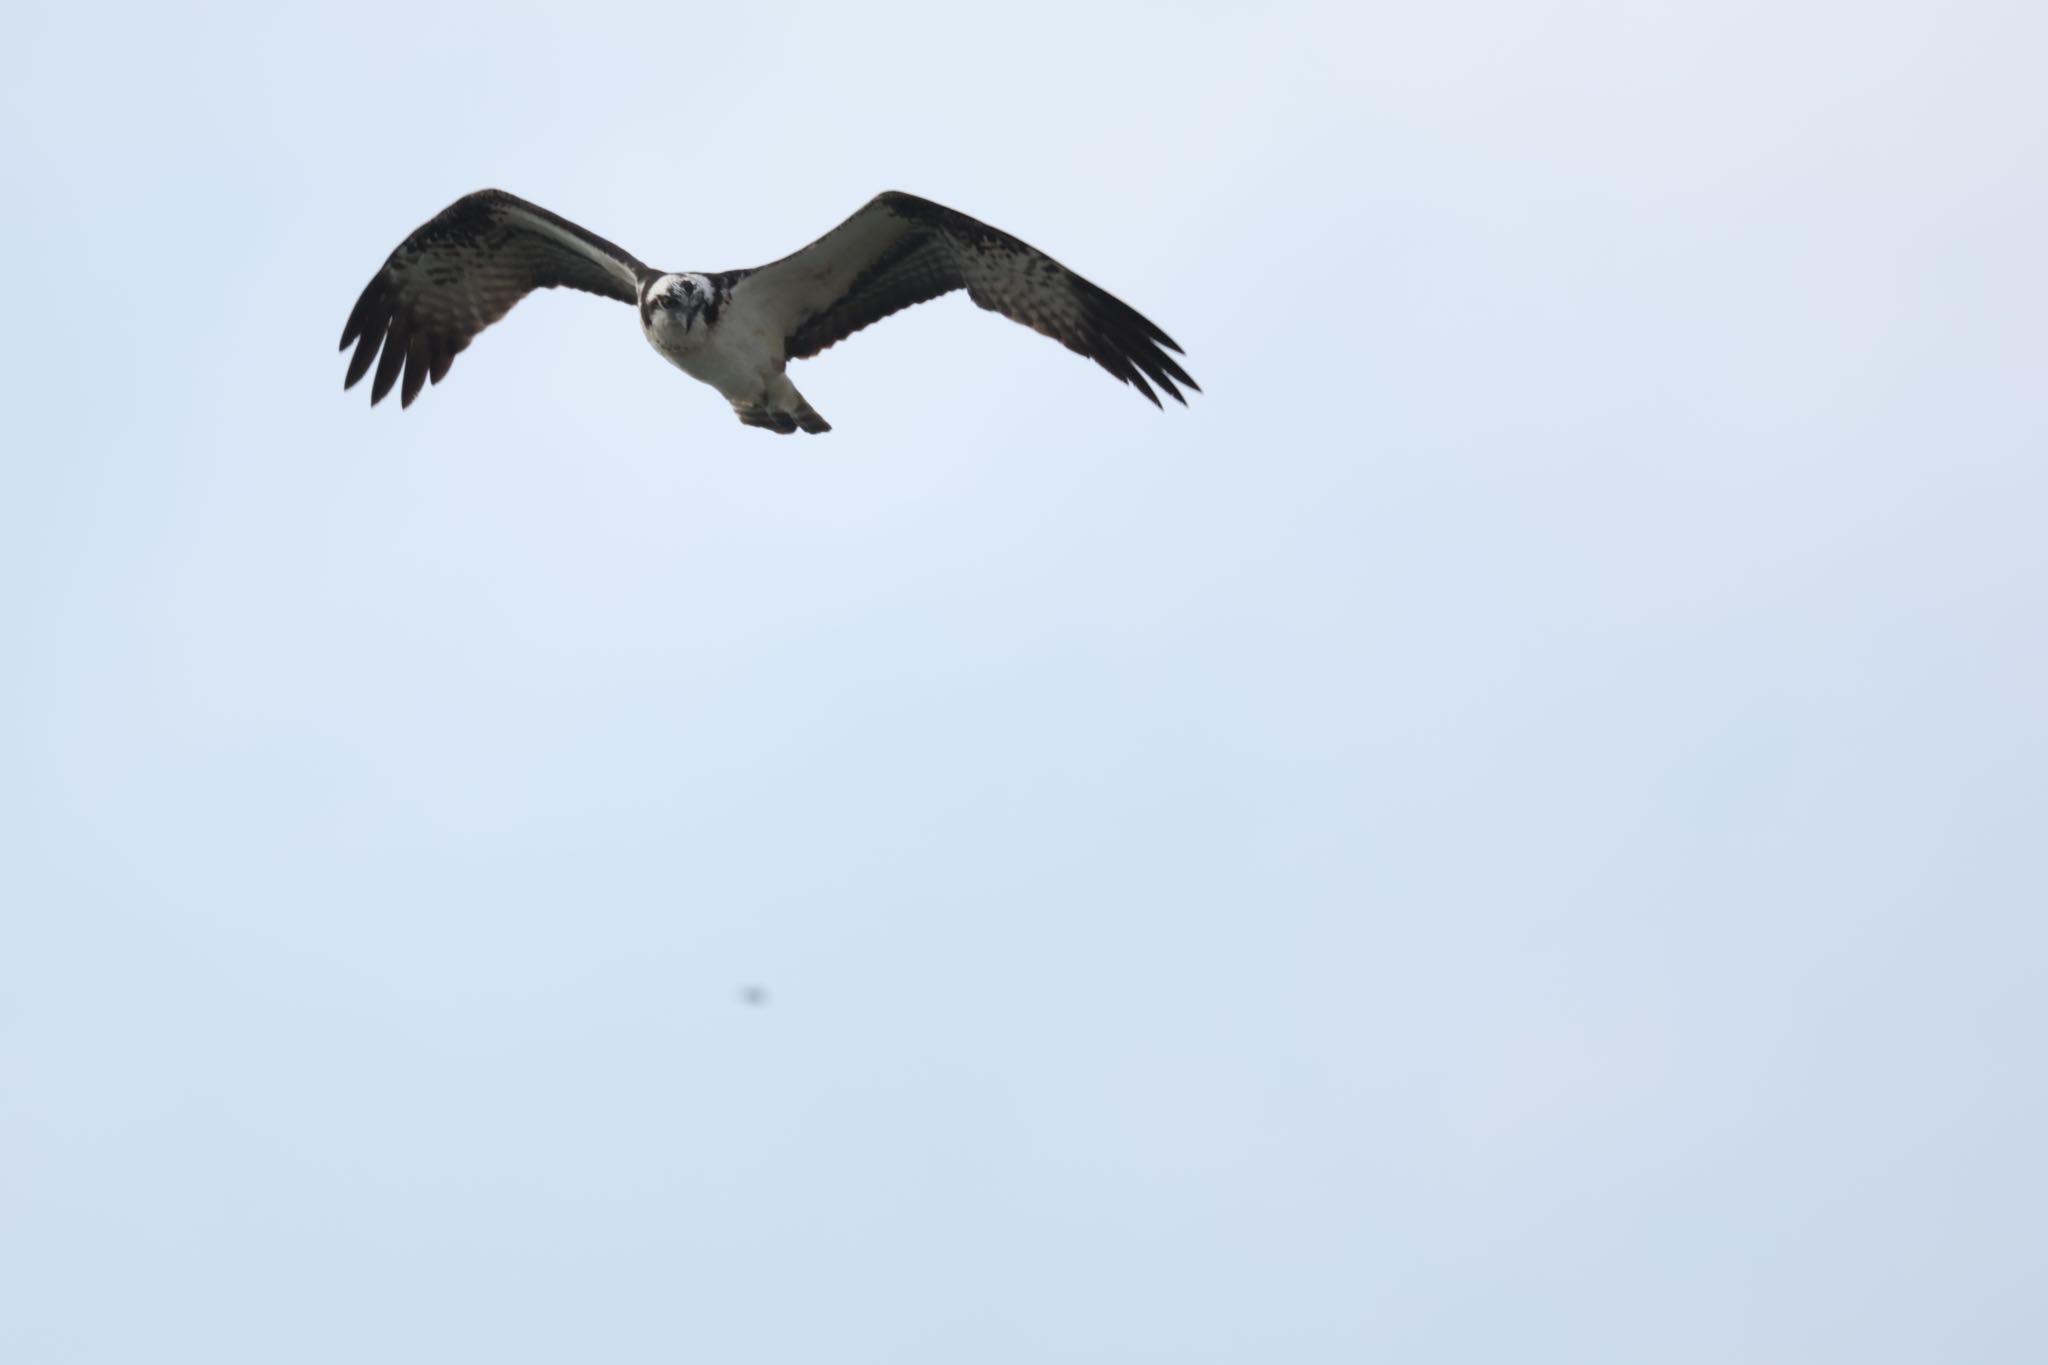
[645,272,721,333]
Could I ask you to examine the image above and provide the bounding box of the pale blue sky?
[3,2,2045,1361]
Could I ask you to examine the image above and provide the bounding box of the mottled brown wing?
[733,192,1198,407]
[338,189,651,409]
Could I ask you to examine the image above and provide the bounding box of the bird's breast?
[644,307,781,402]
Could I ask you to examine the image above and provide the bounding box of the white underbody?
[643,284,794,407]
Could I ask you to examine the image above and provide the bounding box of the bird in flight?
[338,189,1198,434]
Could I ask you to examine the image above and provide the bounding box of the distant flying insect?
[338,189,1199,434]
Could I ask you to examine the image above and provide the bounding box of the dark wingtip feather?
[369,326,407,405]
[1146,351,1194,405]
[1156,351,1197,391]
[399,334,429,409]
[344,322,384,390]
[340,277,384,350]
[1064,276,1197,411]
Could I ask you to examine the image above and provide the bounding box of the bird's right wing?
[338,189,651,408]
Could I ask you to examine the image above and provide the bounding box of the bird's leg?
[767,375,832,435]
[731,400,790,432]
[731,380,831,435]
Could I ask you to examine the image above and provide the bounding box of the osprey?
[338,189,1198,433]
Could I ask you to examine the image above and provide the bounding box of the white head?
[643,272,721,333]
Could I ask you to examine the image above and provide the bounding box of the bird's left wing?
[729,192,1198,406]
[339,189,651,408]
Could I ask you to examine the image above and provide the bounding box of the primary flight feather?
[338,189,1198,433]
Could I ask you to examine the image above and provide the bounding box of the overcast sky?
[3,2,2045,1362]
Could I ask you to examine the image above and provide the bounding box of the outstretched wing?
[338,189,651,408]
[730,192,1198,407]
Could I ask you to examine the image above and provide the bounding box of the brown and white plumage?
[339,189,1198,432]
[740,192,1196,407]
[338,191,648,410]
